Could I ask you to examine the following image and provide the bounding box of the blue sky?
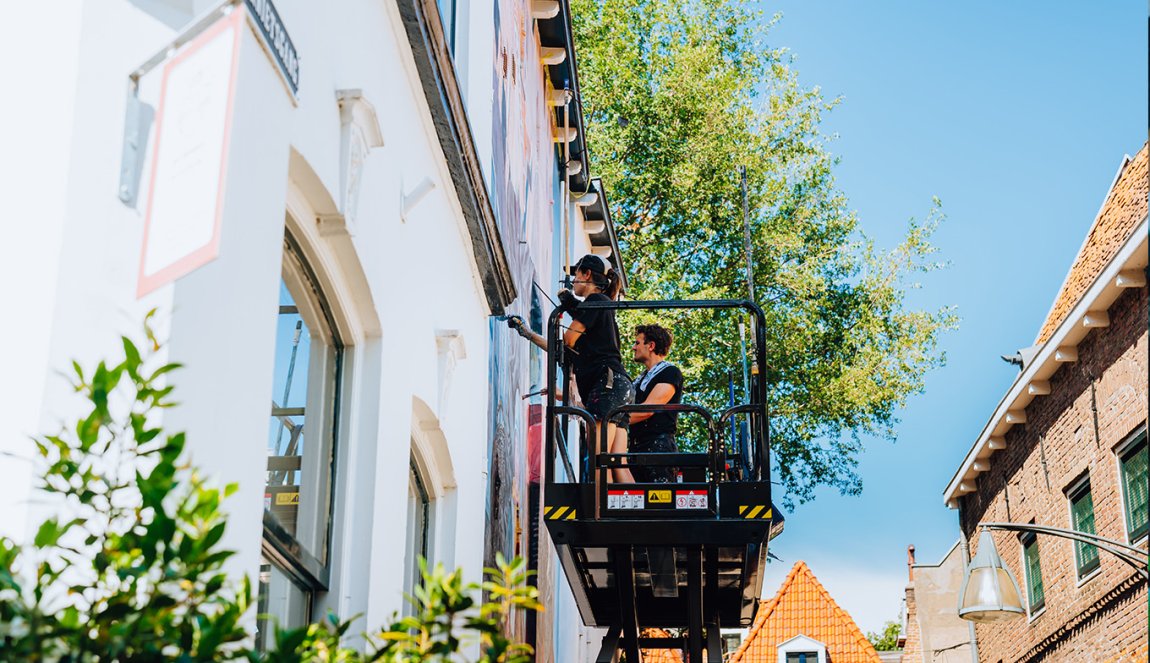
[754,1,1147,634]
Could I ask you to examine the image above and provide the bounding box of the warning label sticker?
[607,490,646,510]
[648,489,672,504]
[675,490,708,510]
[275,492,300,506]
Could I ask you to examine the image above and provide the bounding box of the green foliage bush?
[0,318,539,662]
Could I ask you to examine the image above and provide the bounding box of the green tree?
[0,319,539,662]
[866,620,903,651]
[572,0,956,505]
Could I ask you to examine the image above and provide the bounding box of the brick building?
[942,143,1149,662]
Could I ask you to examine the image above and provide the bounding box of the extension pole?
[740,166,759,385]
[562,83,572,285]
[740,166,754,303]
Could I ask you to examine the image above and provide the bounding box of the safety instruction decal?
[607,490,646,510]
[675,490,708,509]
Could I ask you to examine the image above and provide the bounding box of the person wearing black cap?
[507,254,636,482]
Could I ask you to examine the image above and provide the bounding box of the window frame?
[1115,426,1149,545]
[402,449,437,617]
[1065,474,1101,581]
[434,0,456,53]
[259,231,346,640]
[1018,530,1045,618]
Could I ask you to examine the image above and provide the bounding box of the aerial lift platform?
[542,299,781,662]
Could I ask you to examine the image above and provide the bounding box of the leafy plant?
[373,555,540,662]
[0,315,250,660]
[0,318,540,662]
[573,0,957,505]
[866,620,902,651]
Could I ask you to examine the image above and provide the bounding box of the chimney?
[906,544,916,582]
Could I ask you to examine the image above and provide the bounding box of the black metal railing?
[543,299,771,495]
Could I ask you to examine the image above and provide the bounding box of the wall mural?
[485,0,557,635]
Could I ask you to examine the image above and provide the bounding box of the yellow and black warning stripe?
[544,505,577,521]
[738,505,772,520]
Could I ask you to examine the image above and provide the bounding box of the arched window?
[257,230,344,650]
[403,448,435,616]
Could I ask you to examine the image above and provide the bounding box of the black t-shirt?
[631,362,683,438]
[569,293,627,396]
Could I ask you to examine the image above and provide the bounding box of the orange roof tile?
[1035,142,1149,344]
[728,561,881,663]
[640,628,685,662]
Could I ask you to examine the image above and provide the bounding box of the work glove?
[506,315,529,338]
[557,289,579,313]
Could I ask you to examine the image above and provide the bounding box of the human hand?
[557,289,579,313]
[506,315,528,337]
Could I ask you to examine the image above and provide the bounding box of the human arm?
[563,319,587,349]
[629,383,677,424]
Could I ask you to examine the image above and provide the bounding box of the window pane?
[1023,536,1044,612]
[265,275,339,565]
[403,456,432,618]
[786,653,819,663]
[436,0,455,50]
[256,557,310,652]
[1070,485,1100,576]
[1122,439,1148,541]
[267,283,311,537]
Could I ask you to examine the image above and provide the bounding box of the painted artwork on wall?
[484,0,558,649]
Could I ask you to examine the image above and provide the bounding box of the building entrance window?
[257,232,344,648]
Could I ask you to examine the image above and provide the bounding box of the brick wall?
[960,285,1148,662]
[900,582,922,663]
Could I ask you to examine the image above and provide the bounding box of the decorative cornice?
[944,217,1148,506]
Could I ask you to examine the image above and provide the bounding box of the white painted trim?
[944,217,1148,504]
[776,634,827,663]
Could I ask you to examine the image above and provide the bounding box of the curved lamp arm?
[981,522,1149,580]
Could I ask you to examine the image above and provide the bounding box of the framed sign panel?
[137,9,242,297]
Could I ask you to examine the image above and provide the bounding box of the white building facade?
[0,0,619,656]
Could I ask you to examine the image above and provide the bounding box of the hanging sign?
[137,9,242,297]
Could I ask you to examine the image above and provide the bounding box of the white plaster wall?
[0,0,502,640]
[0,0,85,543]
[3,0,185,545]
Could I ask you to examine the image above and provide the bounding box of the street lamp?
[958,522,1150,623]
[957,529,1025,623]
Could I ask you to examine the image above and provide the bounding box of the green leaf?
[34,519,60,547]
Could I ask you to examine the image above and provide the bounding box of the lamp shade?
[958,530,1025,623]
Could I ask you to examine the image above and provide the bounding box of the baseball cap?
[568,254,609,276]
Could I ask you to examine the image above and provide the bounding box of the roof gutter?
[943,217,1149,507]
[393,0,517,314]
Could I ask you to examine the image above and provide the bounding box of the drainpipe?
[957,502,980,663]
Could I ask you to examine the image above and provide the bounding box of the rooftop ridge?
[729,561,880,663]
[1035,141,1149,344]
